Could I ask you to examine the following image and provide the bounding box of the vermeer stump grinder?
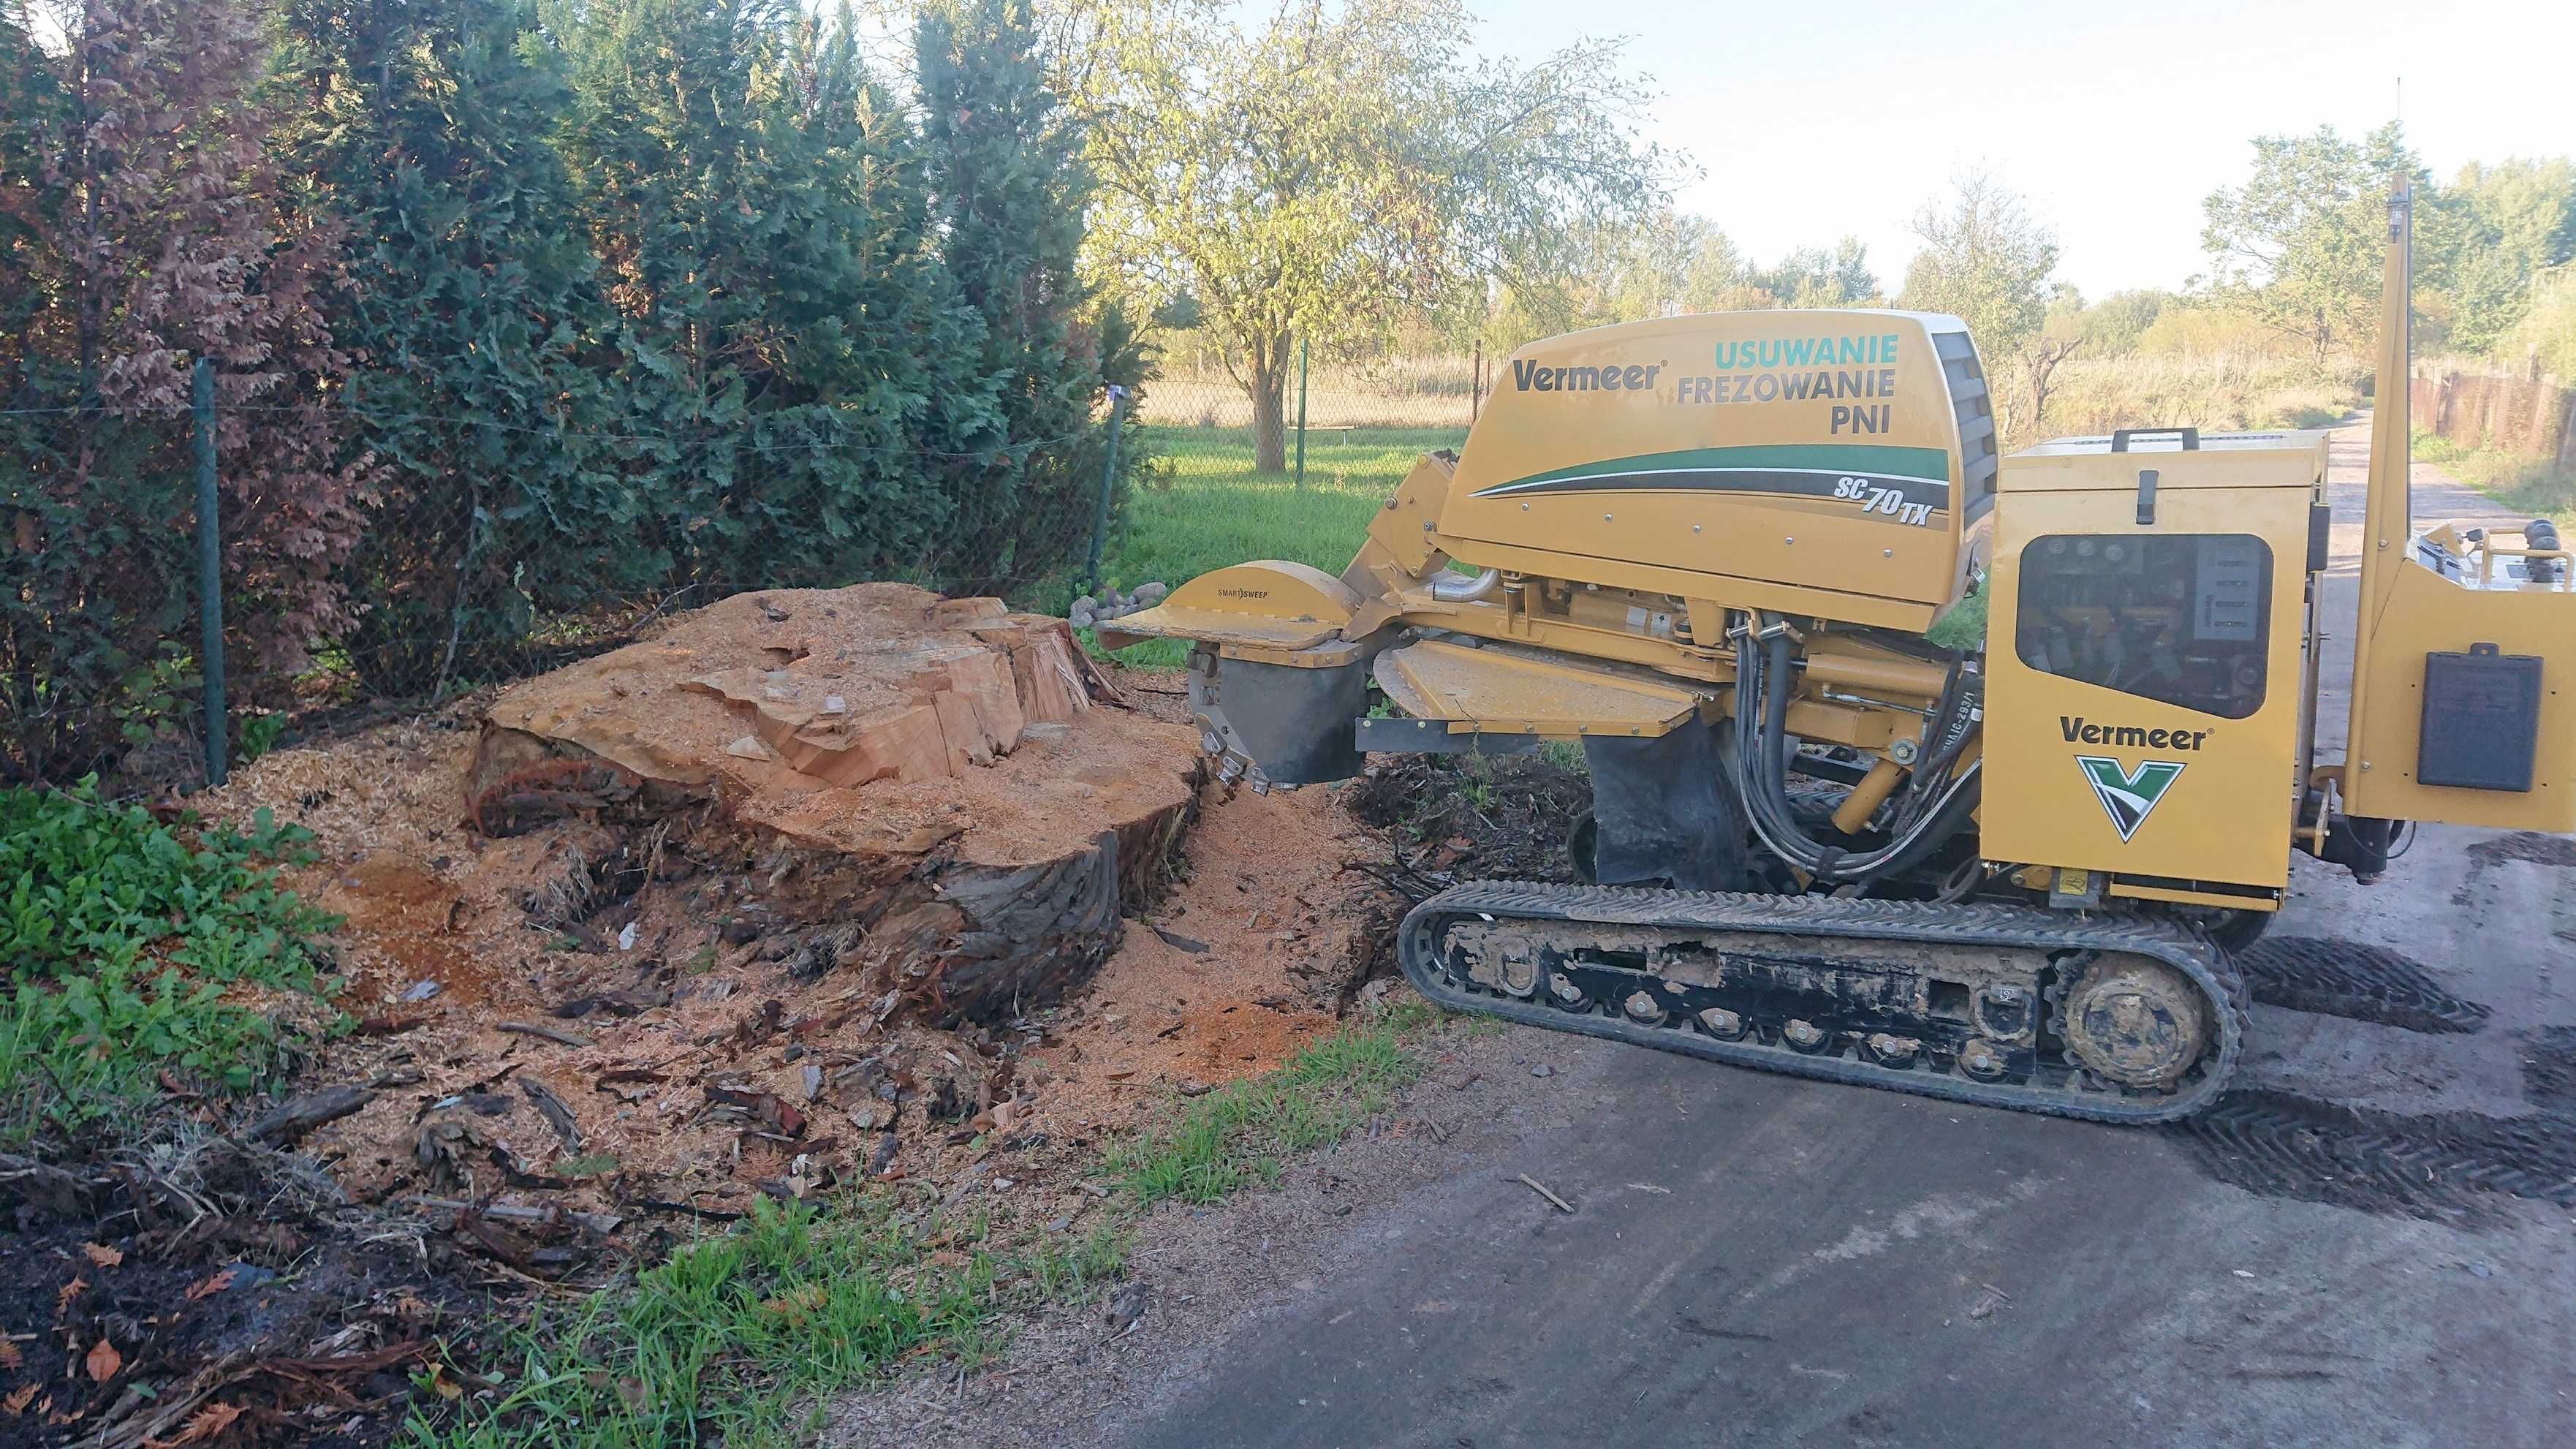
[1102,184,2576,1122]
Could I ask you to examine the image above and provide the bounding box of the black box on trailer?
[2418,643,2542,792]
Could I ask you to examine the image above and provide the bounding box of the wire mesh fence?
[5,347,1483,787]
[2,382,1139,787]
[1134,350,1482,479]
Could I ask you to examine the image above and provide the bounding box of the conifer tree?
[917,0,1105,591]
[281,0,623,691]
[558,0,990,591]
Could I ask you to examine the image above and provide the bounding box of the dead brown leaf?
[2,1384,34,1414]
[0,1339,20,1372]
[143,1399,243,1448]
[182,1270,236,1302]
[78,1243,122,1268]
[759,1282,828,1325]
[83,1338,119,1383]
[53,1276,83,1323]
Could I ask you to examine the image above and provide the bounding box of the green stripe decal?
[1481,444,1951,493]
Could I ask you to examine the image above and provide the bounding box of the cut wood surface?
[463,584,1206,1022]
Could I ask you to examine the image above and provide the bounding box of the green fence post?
[192,356,227,788]
[1293,336,1309,489]
[1085,384,1126,599]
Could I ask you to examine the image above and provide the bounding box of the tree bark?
[1248,336,1289,472]
[2026,337,2080,429]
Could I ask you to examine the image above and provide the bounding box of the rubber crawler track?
[1398,881,2248,1124]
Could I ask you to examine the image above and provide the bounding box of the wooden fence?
[2411,366,2576,468]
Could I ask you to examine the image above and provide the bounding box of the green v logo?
[2075,756,2186,842]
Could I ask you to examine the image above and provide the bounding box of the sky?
[1463,0,2576,300]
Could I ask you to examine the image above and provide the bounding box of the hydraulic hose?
[1730,616,1980,885]
[1890,655,1977,833]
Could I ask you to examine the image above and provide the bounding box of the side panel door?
[1982,485,2309,888]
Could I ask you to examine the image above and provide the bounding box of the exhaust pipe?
[1428,567,1501,602]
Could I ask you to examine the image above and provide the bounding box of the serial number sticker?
[1830,475,1933,526]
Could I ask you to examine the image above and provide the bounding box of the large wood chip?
[518,1078,583,1151]
[240,1085,374,1143]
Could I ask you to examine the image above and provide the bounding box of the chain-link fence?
[6,346,1488,787]
[1136,347,1484,480]
[2,373,1140,788]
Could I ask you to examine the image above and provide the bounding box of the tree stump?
[465,585,1204,1023]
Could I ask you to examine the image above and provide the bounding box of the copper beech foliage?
[3,0,368,777]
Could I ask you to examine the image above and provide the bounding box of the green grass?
[1096,425,1463,666]
[1924,580,1988,651]
[2415,428,2576,522]
[1106,1002,1434,1205]
[410,1195,1128,1449]
[0,782,340,1140]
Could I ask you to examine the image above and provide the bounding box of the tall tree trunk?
[1248,335,1289,472]
[2026,337,2080,430]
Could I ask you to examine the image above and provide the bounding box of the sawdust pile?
[196,593,1393,1241]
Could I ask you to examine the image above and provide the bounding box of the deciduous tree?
[1062,0,1670,469]
[2439,157,2576,355]
[1899,170,2064,436]
[2200,123,2427,363]
[1743,238,1879,310]
[1900,170,2058,357]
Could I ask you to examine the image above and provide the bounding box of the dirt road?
[839,421,2576,1449]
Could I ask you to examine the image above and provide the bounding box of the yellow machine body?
[1094,178,2576,1124]
[1981,435,2327,898]
[2340,543,2576,831]
[1437,310,1991,624]
[2336,183,2576,832]
[1102,178,2576,915]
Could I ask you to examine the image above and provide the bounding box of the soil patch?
[0,1137,485,1449]
[1344,750,1590,897]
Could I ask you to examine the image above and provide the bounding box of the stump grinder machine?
[1099,183,2576,1122]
